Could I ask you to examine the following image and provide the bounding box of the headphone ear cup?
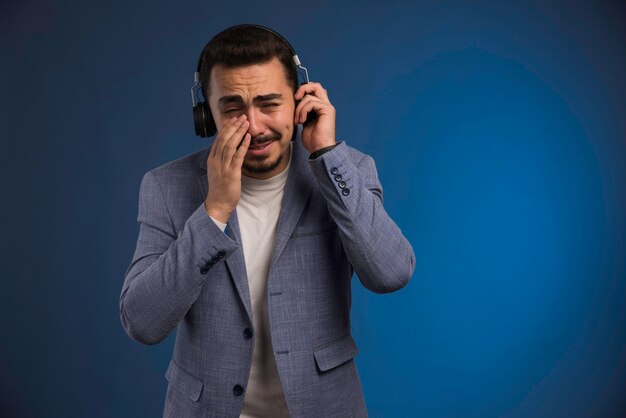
[193,102,207,137]
[204,103,217,137]
[193,101,217,138]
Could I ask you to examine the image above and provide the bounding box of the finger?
[221,117,249,163]
[294,93,321,116]
[295,95,321,125]
[210,116,239,158]
[295,96,329,125]
[295,82,321,100]
[213,115,246,160]
[295,82,329,102]
[232,133,251,167]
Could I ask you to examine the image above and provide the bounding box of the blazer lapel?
[221,211,253,323]
[269,139,313,272]
[197,148,253,323]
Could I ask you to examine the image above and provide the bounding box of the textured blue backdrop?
[2,0,625,417]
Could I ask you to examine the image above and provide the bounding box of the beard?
[243,153,284,174]
[242,131,284,174]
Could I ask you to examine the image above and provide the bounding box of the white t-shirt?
[210,144,292,417]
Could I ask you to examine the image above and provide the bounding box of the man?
[120,25,415,417]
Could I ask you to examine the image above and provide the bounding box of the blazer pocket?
[165,359,204,402]
[313,334,359,372]
[291,219,337,238]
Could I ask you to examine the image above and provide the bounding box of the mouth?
[246,132,281,156]
[248,138,274,149]
[246,139,274,156]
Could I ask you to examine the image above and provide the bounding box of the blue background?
[2,0,625,417]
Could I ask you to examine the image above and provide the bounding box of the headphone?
[191,24,310,138]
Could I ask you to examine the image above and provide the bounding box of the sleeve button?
[200,267,209,274]
[334,174,342,182]
[338,181,346,188]
[342,188,350,196]
[330,167,338,175]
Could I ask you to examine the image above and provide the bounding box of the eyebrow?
[217,93,283,107]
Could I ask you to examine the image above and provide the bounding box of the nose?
[244,107,264,137]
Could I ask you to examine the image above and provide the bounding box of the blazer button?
[330,167,338,175]
[342,188,350,196]
[233,384,244,396]
[338,180,346,188]
[334,174,342,182]
[200,266,209,274]
[243,328,253,339]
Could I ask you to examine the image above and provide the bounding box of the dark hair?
[199,25,298,101]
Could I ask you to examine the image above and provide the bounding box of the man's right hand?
[204,114,251,224]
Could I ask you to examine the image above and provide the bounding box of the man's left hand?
[294,82,336,153]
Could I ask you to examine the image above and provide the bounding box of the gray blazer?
[120,138,415,417]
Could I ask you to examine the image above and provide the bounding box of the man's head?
[199,25,299,179]
[199,25,298,100]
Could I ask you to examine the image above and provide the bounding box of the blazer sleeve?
[308,142,416,293]
[119,171,239,345]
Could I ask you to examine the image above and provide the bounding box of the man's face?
[208,57,296,180]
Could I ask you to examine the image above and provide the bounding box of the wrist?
[204,201,232,224]
[308,139,336,154]
[309,143,339,160]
